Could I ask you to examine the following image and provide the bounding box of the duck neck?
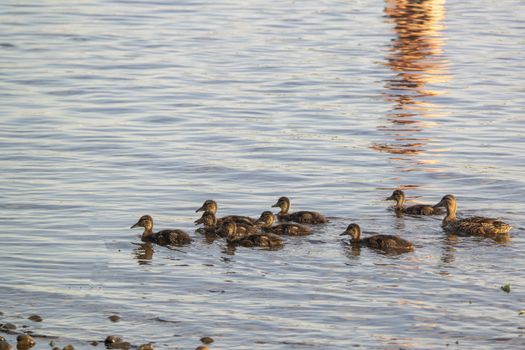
[280,202,289,215]
[142,226,154,240]
[394,197,404,210]
[443,201,457,222]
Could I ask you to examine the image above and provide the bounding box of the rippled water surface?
[1,0,525,349]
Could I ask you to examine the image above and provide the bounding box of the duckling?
[434,194,511,236]
[255,211,312,236]
[340,223,414,253]
[196,199,256,226]
[271,196,327,224]
[223,220,283,249]
[386,189,444,215]
[194,212,219,235]
[131,215,192,246]
[195,212,258,237]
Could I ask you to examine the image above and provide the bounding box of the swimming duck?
[255,211,312,236]
[131,215,192,245]
[271,196,327,224]
[223,220,283,249]
[433,194,511,236]
[196,199,256,226]
[340,223,414,253]
[194,212,219,235]
[195,212,258,237]
[386,189,444,215]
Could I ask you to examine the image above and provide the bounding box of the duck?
[222,220,283,249]
[194,211,258,237]
[340,223,414,253]
[386,189,444,215]
[271,196,327,224]
[255,211,311,236]
[196,199,256,226]
[131,215,192,245]
[433,194,511,236]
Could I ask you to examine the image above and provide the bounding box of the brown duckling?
[196,199,256,226]
[386,189,444,215]
[195,212,258,237]
[340,223,414,253]
[434,194,511,236]
[131,215,192,246]
[194,212,219,235]
[223,221,283,249]
[255,211,311,236]
[271,196,327,224]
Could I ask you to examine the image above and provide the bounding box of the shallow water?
[1,0,525,349]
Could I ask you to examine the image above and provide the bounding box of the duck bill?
[385,195,394,201]
[271,202,279,208]
[194,217,204,225]
[339,232,348,236]
[196,204,205,213]
[433,199,445,209]
[131,222,140,229]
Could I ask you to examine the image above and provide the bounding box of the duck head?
[220,220,237,240]
[385,189,405,207]
[434,194,457,220]
[255,211,275,228]
[131,215,153,231]
[196,200,218,215]
[194,212,217,227]
[271,196,290,214]
[340,223,361,242]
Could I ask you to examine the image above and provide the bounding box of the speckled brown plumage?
[386,189,443,215]
[131,215,192,246]
[340,223,414,253]
[255,211,312,236]
[434,194,511,236]
[271,196,327,224]
[223,220,283,249]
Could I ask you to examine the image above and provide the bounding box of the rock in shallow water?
[27,315,42,323]
[137,344,153,350]
[0,340,12,350]
[16,335,35,349]
[200,337,214,344]
[108,315,121,323]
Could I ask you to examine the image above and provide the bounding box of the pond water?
[1,0,524,349]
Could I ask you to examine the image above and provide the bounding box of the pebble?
[0,337,4,342]
[0,323,16,330]
[52,348,61,350]
[0,340,12,350]
[195,346,208,350]
[200,337,214,344]
[27,315,43,323]
[104,336,123,345]
[137,344,154,350]
[16,335,35,349]
[90,341,98,346]
[63,345,74,350]
[108,315,121,323]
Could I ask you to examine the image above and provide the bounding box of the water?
[1,0,524,348]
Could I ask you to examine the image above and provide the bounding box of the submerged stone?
[108,315,121,323]
[27,315,43,323]
[200,337,214,344]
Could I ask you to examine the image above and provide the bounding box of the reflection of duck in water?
[131,215,192,246]
[223,221,283,250]
[434,195,511,237]
[340,223,414,254]
[386,189,443,215]
[133,242,154,264]
[196,199,255,226]
[255,211,311,236]
[271,196,327,224]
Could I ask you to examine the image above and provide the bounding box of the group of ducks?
[130,191,512,254]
